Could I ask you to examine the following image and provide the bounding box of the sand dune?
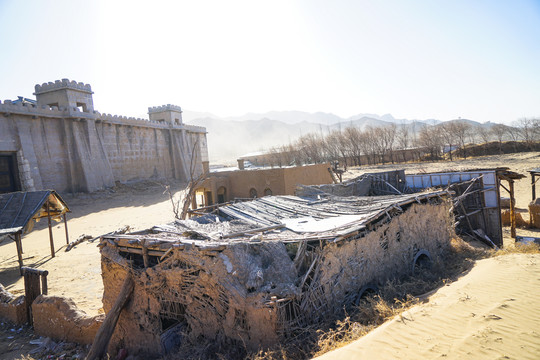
[316,253,540,360]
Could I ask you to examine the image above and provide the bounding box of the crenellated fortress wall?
[0,79,208,193]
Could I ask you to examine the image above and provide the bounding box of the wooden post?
[63,213,69,245]
[23,269,41,326]
[87,273,134,360]
[141,240,149,268]
[41,273,48,295]
[533,173,537,201]
[15,232,24,276]
[46,200,55,258]
[509,180,517,239]
[22,267,49,326]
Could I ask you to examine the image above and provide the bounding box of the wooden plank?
[15,232,24,276]
[159,247,174,261]
[46,200,55,258]
[86,273,134,360]
[222,224,285,239]
[509,180,517,238]
[63,213,69,245]
[141,240,149,268]
[117,246,167,257]
[41,274,48,295]
[23,269,42,326]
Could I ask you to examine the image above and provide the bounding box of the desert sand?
[0,181,184,315]
[0,152,539,358]
[316,252,540,360]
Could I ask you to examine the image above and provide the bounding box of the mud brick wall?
[99,202,453,357]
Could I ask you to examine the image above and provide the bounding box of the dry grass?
[493,241,540,256]
[242,237,487,360]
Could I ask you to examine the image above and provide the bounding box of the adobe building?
[0,79,208,193]
[192,163,334,208]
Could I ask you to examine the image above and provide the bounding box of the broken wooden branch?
[65,234,93,252]
[87,273,134,360]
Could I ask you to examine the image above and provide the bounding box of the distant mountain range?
[184,110,492,164]
[182,110,441,126]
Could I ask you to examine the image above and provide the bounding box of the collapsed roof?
[102,190,449,257]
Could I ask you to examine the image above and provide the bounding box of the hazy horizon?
[1,0,539,125]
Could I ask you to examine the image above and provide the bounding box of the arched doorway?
[217,186,227,204]
[249,188,258,198]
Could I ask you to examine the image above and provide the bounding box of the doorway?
[0,154,21,193]
[217,186,227,204]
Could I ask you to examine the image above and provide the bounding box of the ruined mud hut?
[99,189,453,355]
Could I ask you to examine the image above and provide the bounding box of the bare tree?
[396,125,410,163]
[490,124,508,153]
[364,126,381,164]
[477,126,491,144]
[323,130,342,163]
[517,117,540,149]
[381,124,397,164]
[418,126,443,160]
[268,146,283,168]
[343,126,364,166]
[279,143,297,166]
[507,122,522,152]
[453,121,472,159]
[440,122,457,161]
[165,138,207,220]
[474,126,491,155]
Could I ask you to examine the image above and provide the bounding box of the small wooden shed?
[0,190,70,275]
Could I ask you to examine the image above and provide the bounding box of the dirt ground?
[0,152,539,359]
[0,181,186,316]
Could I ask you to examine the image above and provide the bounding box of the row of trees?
[263,118,540,168]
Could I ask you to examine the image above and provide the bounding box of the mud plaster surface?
[102,241,298,354]
[101,202,453,356]
[313,202,452,316]
[31,295,104,344]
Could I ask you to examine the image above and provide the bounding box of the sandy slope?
[316,253,540,360]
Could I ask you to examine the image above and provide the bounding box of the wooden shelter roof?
[102,190,450,257]
[0,190,70,235]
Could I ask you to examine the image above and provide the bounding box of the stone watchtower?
[148,104,183,125]
[34,79,94,112]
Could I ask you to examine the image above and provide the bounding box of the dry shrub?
[251,237,486,360]
[493,241,540,256]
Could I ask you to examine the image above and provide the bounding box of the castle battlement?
[1,80,209,194]
[148,104,183,114]
[34,78,93,95]
[0,98,206,133]
[0,99,68,116]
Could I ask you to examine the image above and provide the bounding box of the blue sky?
[0,0,539,124]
